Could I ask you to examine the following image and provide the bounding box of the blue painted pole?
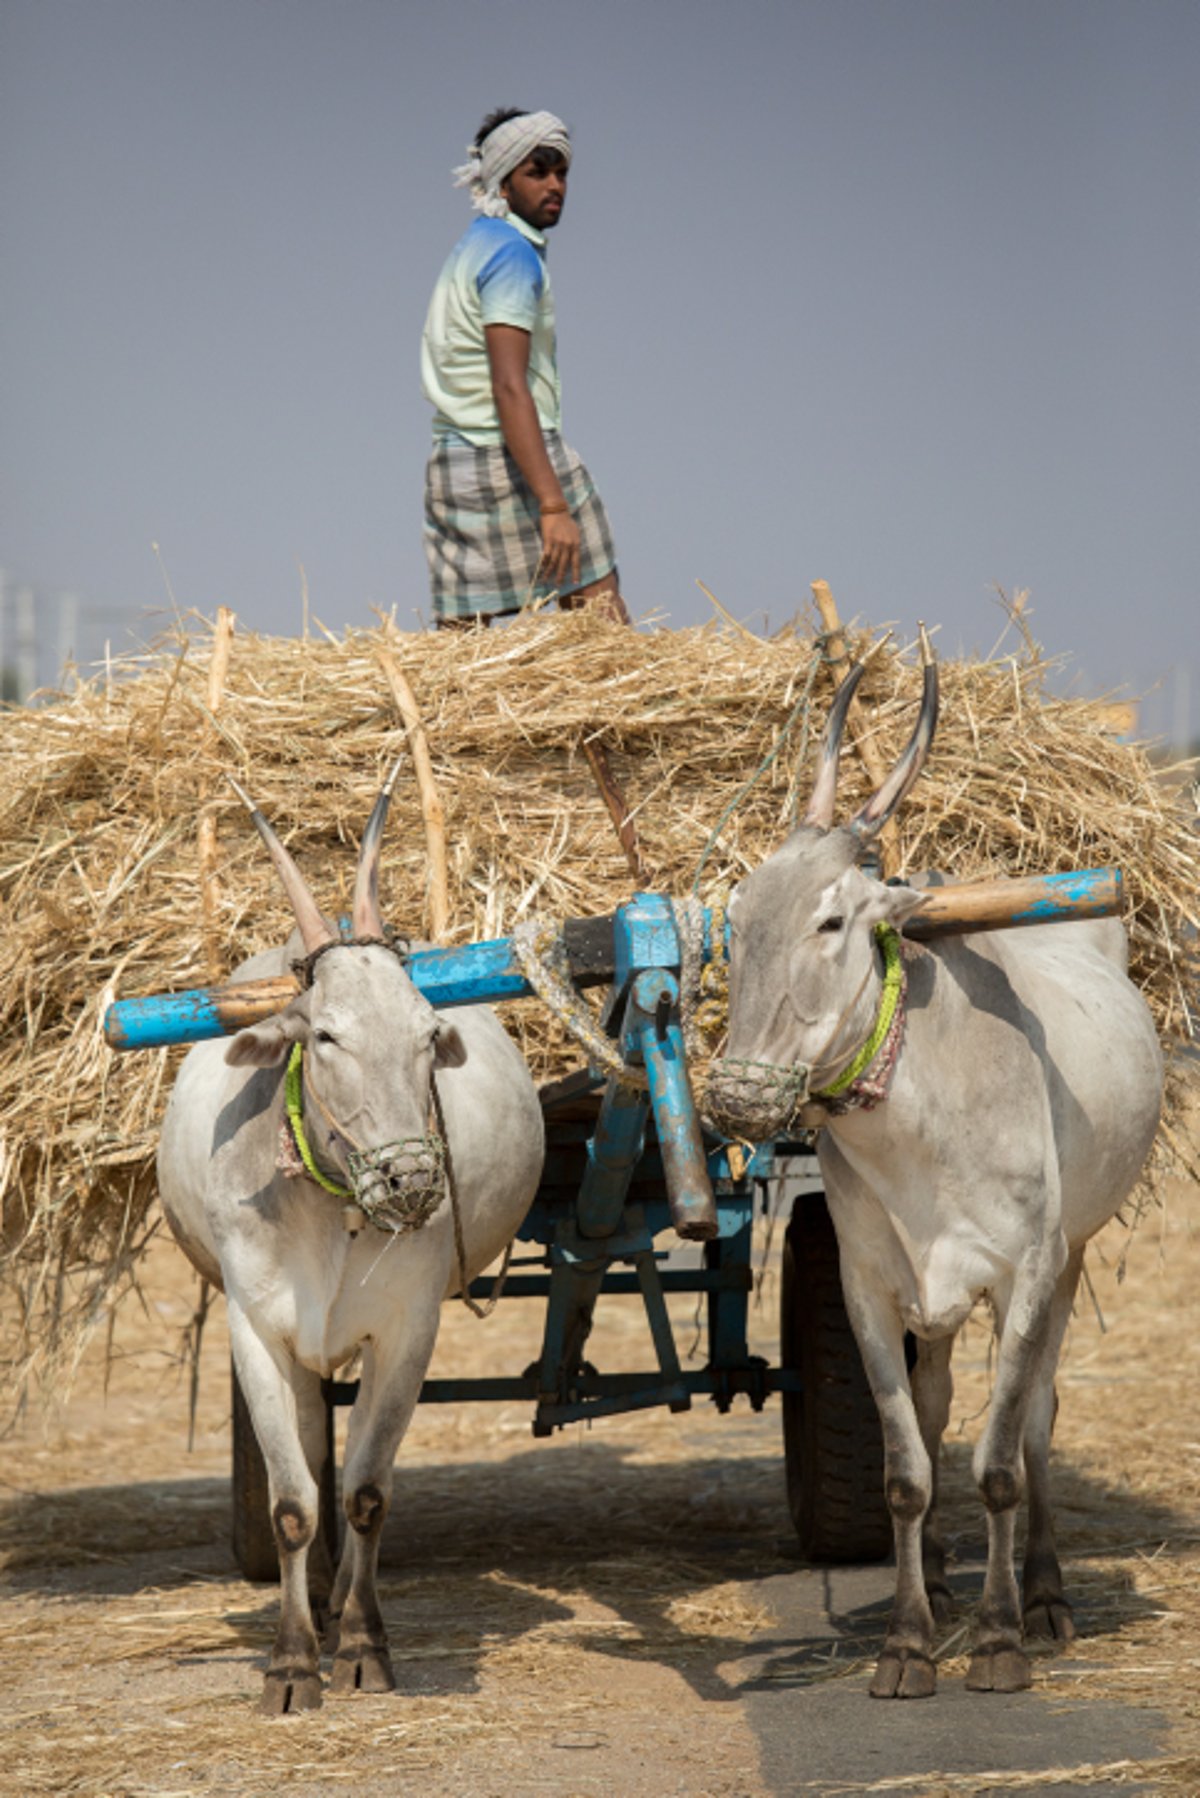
[904,867,1123,937]
[575,1080,651,1240]
[105,936,535,1050]
[625,968,718,1242]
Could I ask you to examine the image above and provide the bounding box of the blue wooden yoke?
[105,933,540,1051]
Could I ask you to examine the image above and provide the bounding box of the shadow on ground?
[1,1435,1191,1716]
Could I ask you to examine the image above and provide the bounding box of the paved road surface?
[732,1560,1164,1796]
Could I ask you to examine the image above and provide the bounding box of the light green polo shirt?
[420,212,561,446]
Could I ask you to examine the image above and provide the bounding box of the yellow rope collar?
[814,924,904,1100]
[285,1043,354,1198]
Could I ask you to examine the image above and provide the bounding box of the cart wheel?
[781,1193,891,1562]
[231,1360,339,1581]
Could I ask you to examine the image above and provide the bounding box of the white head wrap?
[452,111,572,218]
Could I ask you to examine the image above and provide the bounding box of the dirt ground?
[2,1118,1198,1798]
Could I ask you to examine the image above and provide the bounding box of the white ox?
[158,768,544,1713]
[710,648,1163,1699]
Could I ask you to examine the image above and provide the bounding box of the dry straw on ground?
[0,602,1196,1404]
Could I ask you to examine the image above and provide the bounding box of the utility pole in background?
[58,592,79,689]
[0,579,141,702]
[14,585,37,703]
[1171,663,1193,756]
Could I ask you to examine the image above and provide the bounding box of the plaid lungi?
[423,430,618,620]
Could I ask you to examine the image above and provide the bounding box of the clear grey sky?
[2,1,1196,732]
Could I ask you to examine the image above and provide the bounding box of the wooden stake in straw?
[375,646,451,943]
[198,607,236,981]
[811,579,899,875]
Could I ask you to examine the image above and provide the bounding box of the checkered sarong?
[423,430,618,620]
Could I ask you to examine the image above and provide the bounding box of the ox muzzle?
[703,1056,811,1142]
[347,1133,447,1235]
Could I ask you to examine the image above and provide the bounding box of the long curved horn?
[352,756,405,938]
[849,624,939,841]
[802,660,867,828]
[227,777,335,955]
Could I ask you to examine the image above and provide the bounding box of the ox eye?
[817,915,844,934]
[314,1028,337,1046]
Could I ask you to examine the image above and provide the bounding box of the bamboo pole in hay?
[376,641,450,942]
[811,578,900,873]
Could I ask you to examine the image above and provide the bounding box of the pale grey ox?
[709,646,1163,1699]
[158,767,544,1714]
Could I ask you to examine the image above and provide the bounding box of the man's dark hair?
[475,107,527,147]
[474,107,568,176]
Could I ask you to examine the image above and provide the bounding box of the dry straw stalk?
[0,605,1195,1404]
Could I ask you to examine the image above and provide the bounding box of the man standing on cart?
[421,107,629,628]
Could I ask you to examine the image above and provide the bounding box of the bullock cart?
[105,870,1121,1583]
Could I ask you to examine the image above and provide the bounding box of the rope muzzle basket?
[703,1057,811,1141]
[346,1134,447,1235]
[283,1042,447,1235]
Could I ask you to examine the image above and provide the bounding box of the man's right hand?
[539,509,582,589]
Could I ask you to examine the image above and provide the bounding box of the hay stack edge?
[1,605,1196,1405]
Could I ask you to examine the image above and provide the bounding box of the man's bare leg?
[435,613,495,631]
[559,571,630,624]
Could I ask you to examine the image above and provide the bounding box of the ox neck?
[811,924,904,1101]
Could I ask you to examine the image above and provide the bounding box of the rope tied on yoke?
[511,917,649,1090]
[290,928,410,991]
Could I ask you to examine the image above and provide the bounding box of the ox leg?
[330,1308,441,1695]
[292,1366,336,1642]
[841,1268,938,1699]
[910,1335,955,1624]
[967,1252,1059,1693]
[229,1306,323,1714]
[1022,1246,1082,1646]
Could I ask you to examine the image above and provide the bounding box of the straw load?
[1,597,1196,1402]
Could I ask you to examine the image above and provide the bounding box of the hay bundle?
[0,606,1196,1400]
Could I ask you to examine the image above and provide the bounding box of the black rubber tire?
[231,1360,339,1582]
[781,1193,891,1562]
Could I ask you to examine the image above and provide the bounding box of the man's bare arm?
[485,323,581,588]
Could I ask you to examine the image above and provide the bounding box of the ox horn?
[227,776,335,956]
[352,755,405,939]
[802,659,868,829]
[849,623,939,841]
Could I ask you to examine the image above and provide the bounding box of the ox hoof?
[966,1644,1032,1692]
[330,1644,396,1694]
[260,1667,323,1715]
[1024,1597,1076,1643]
[870,1648,936,1700]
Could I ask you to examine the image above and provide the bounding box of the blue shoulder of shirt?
[468,217,545,303]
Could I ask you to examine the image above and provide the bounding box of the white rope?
[511,917,647,1089]
[511,905,714,1102]
[669,895,709,1061]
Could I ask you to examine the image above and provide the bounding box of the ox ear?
[856,876,928,933]
[433,1017,467,1070]
[226,998,311,1068]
